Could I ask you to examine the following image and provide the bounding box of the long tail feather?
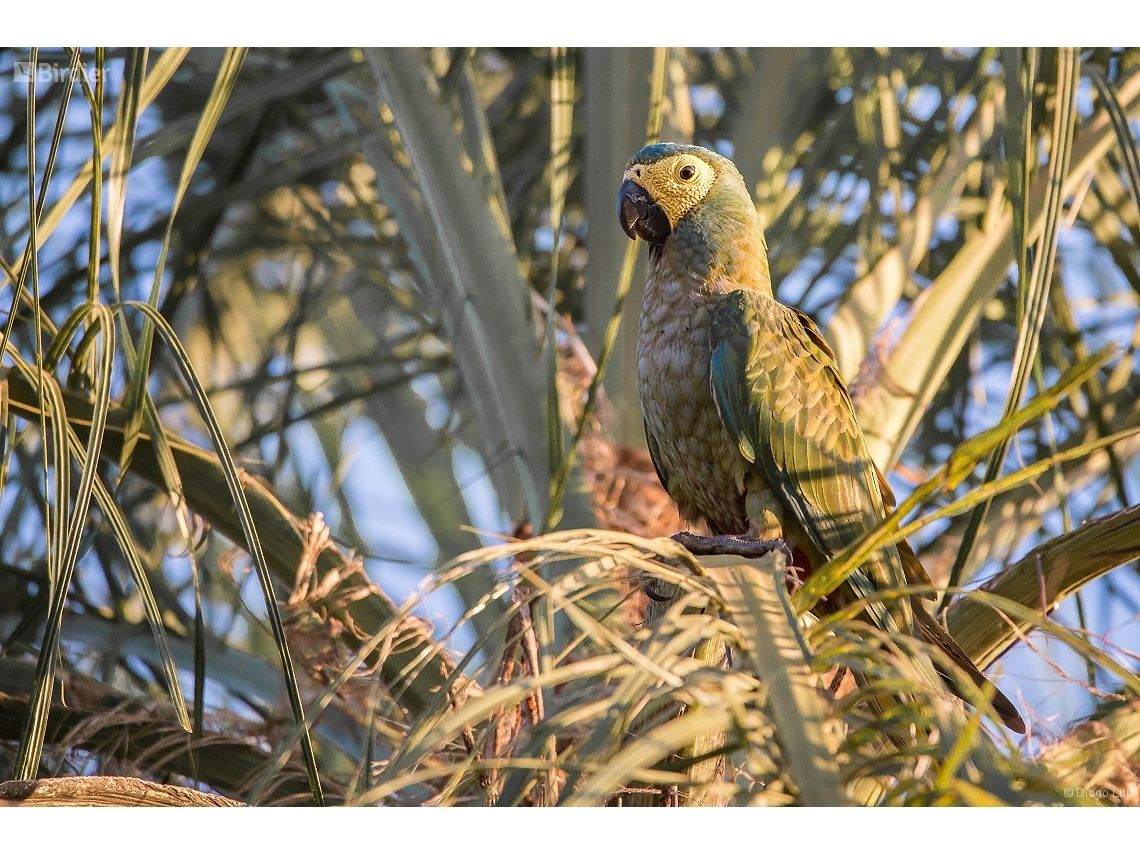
[913,604,1026,733]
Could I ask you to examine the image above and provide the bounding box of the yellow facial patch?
[623,154,715,228]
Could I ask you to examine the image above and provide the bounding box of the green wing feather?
[644,419,670,494]
[708,289,910,633]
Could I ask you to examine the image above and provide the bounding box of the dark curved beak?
[618,179,671,244]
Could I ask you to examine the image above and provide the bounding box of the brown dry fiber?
[0,776,243,806]
[0,688,317,804]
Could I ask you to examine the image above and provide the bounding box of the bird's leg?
[671,531,795,566]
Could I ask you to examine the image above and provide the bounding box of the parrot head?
[618,143,720,243]
[618,142,771,291]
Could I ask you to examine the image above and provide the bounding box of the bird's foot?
[671,531,795,567]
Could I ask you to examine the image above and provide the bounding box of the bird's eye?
[679,164,697,181]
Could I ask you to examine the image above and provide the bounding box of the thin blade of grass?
[119,47,247,483]
[904,423,1139,542]
[543,46,668,532]
[114,293,211,756]
[0,377,8,496]
[137,390,207,762]
[105,48,148,301]
[38,50,82,229]
[83,48,105,306]
[944,48,1081,606]
[119,298,322,805]
[87,473,192,730]
[121,279,211,745]
[0,49,81,363]
[51,305,114,641]
[1004,47,1036,322]
[544,46,573,522]
[11,371,70,779]
[1086,65,1140,218]
[20,50,67,615]
[345,676,384,802]
[532,45,577,803]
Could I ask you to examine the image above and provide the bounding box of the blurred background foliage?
[1,46,1140,806]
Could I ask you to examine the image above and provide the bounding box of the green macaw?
[618,142,1025,733]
